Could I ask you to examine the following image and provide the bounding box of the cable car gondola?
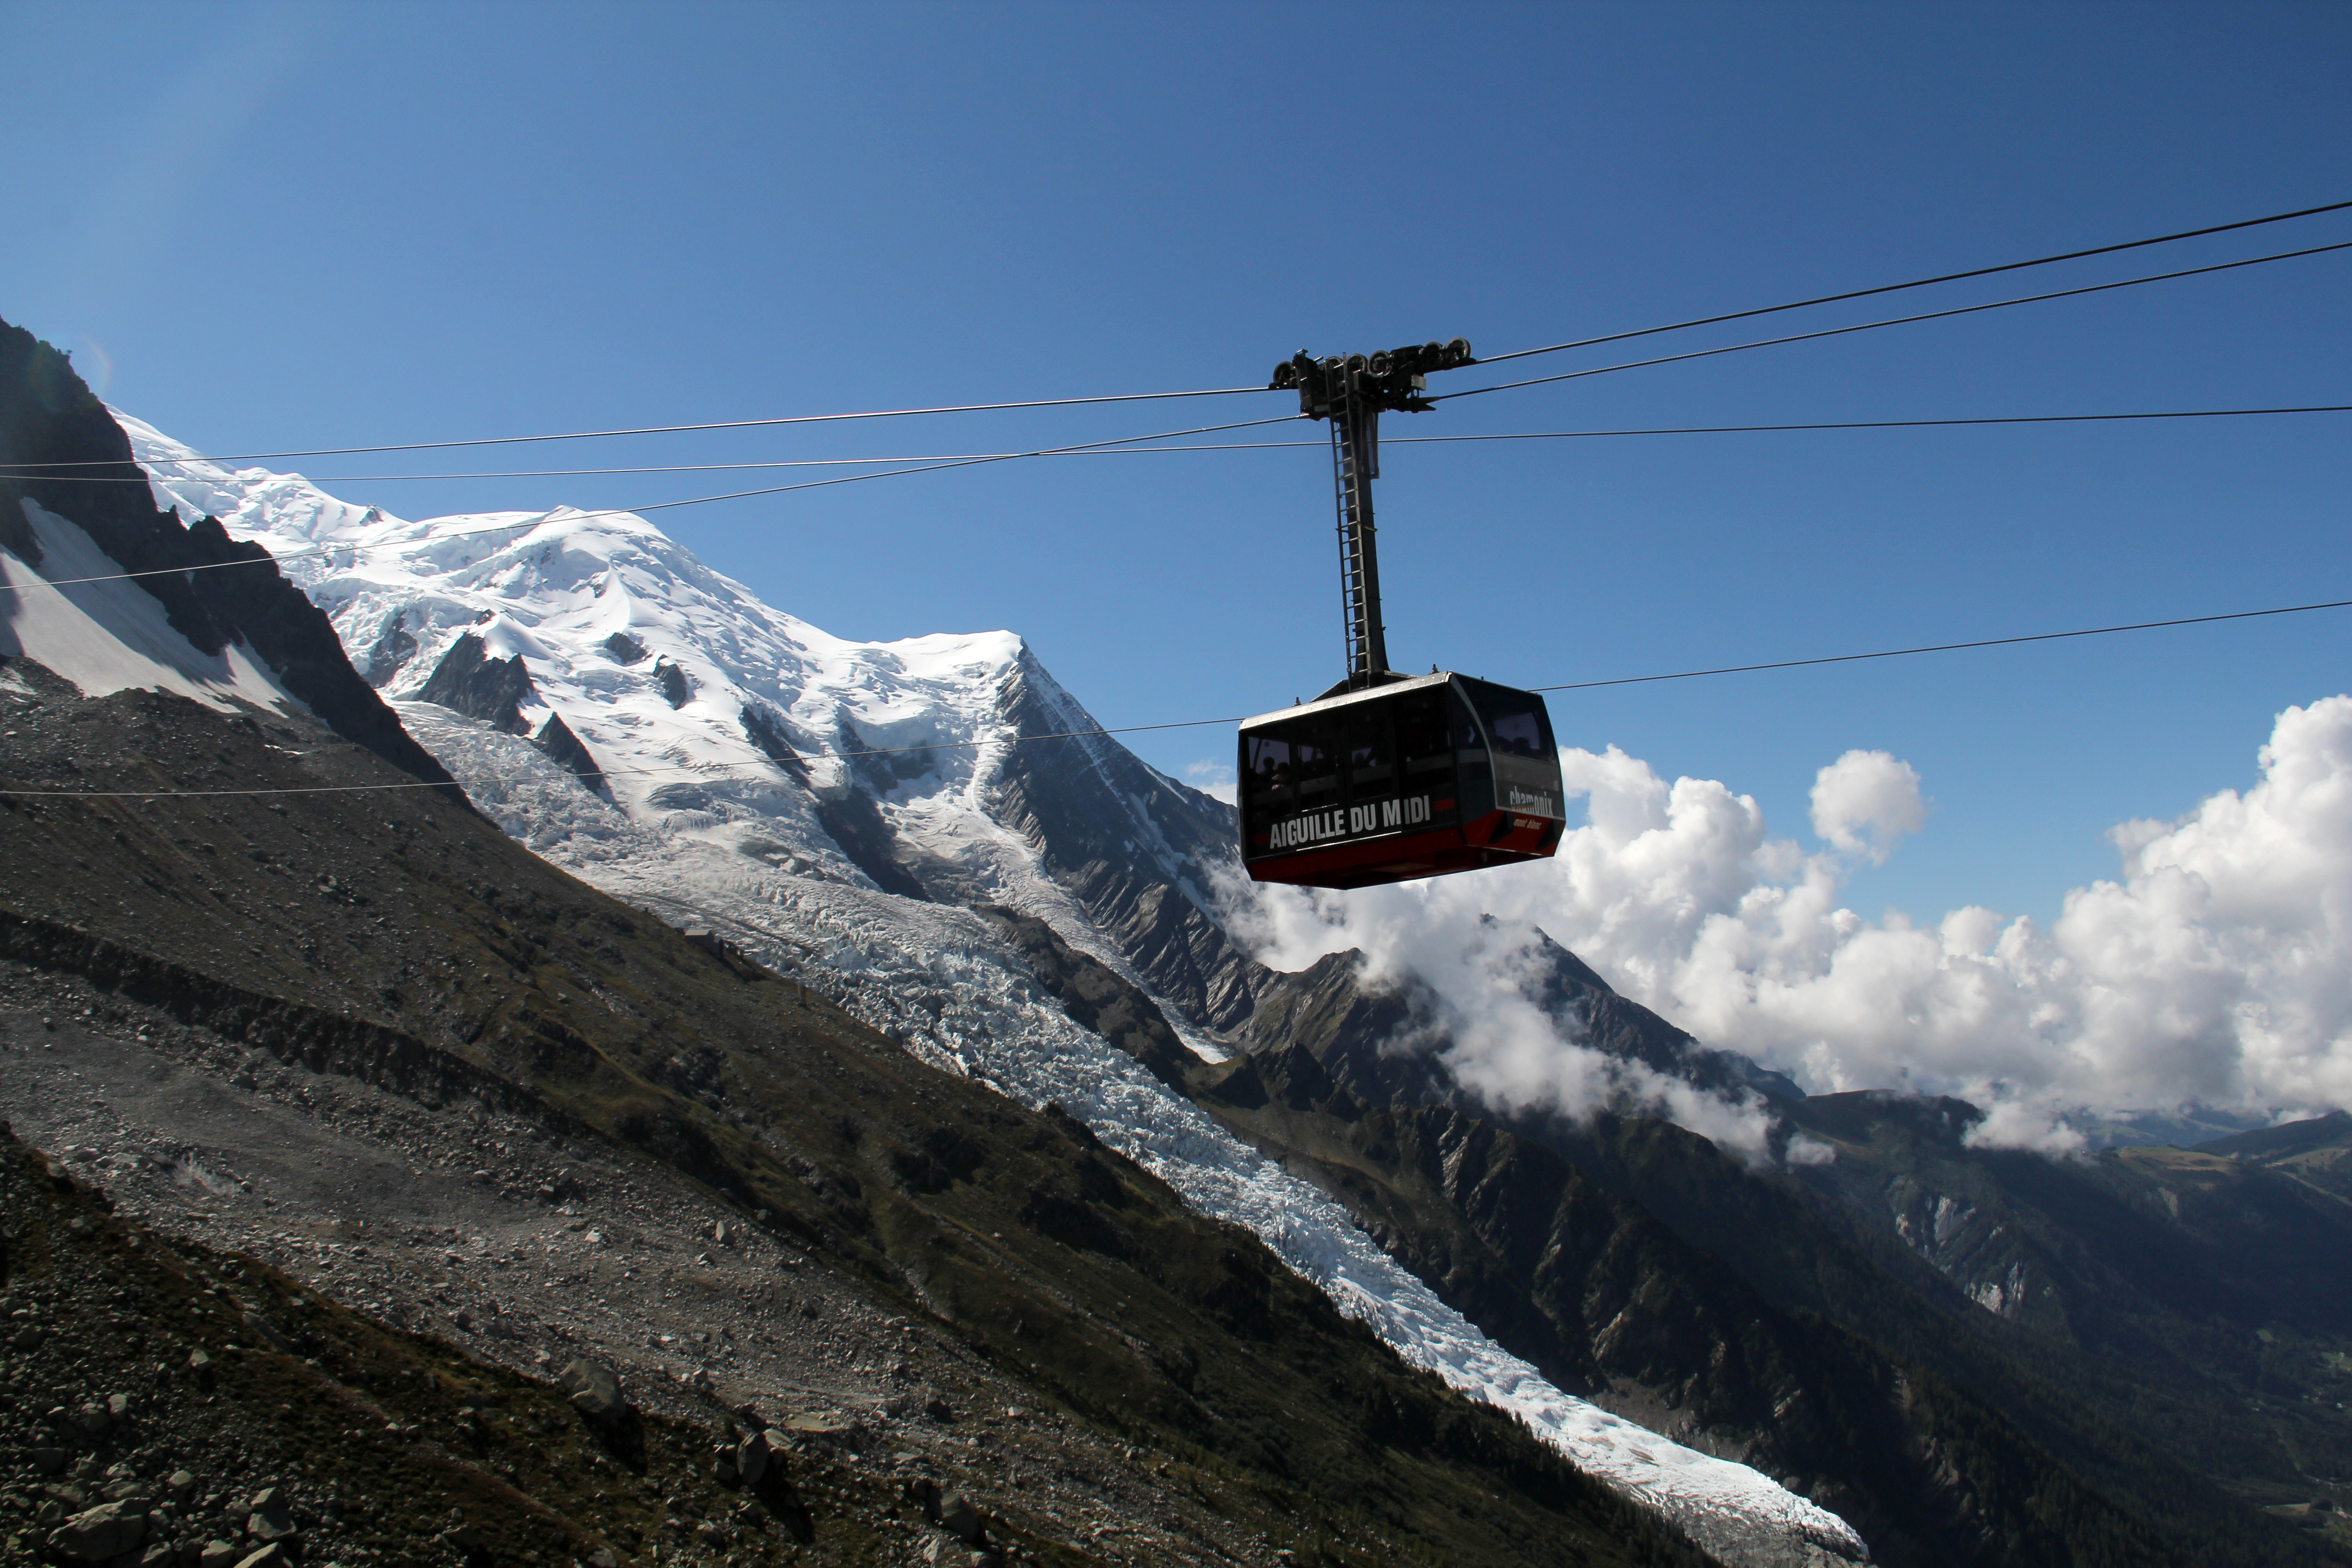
[1239,338,1567,890]
[1239,671,1565,889]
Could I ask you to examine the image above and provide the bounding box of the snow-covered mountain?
[117,410,1868,1566]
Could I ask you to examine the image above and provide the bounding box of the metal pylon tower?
[1272,338,1475,694]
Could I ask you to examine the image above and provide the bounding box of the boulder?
[196,1539,241,1567]
[780,1414,865,1449]
[559,1357,629,1421]
[45,1499,147,1561]
[736,1429,772,1488]
[245,1488,298,1543]
[233,1546,287,1568]
[934,1492,985,1545]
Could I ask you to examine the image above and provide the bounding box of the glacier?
[118,409,1869,1567]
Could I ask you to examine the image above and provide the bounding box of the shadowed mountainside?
[0,316,455,791]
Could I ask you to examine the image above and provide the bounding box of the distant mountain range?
[4,310,2349,1565]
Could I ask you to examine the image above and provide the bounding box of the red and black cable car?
[1238,338,1566,890]
[1238,672,1566,888]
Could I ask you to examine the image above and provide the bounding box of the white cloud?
[1810,749,1926,862]
[1222,696,2352,1149]
[1185,760,1237,805]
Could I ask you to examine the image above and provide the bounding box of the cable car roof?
[1239,669,1468,730]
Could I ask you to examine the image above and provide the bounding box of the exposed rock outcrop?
[414,632,534,735]
[0,316,457,792]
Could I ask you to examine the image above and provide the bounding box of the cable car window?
[1453,689,1486,752]
[1246,734,1293,805]
[1294,725,1339,804]
[1398,690,1451,780]
[1468,683,1555,760]
[1345,708,1394,794]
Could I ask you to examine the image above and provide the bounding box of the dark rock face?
[413,633,533,735]
[986,650,1264,1032]
[412,632,603,792]
[0,316,457,791]
[656,658,692,709]
[1514,924,1802,1102]
[603,631,648,665]
[533,713,608,796]
[362,612,417,688]
[1781,1090,2352,1392]
[812,789,927,902]
[1242,950,1450,1107]
[736,702,924,896]
[740,704,808,781]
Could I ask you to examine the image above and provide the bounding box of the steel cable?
[1474,197,2352,367]
[1435,241,2352,404]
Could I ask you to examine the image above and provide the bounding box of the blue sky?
[3,1,2347,930]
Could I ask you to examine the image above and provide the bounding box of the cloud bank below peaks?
[1226,697,2352,1151]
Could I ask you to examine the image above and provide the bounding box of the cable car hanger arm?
[1265,339,1480,693]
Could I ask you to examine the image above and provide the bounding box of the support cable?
[1475,197,2352,366]
[14,199,2341,475]
[1434,242,2352,405]
[8,403,2347,484]
[11,385,1273,470]
[0,413,1306,597]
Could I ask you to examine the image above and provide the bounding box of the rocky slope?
[1,1119,843,1568]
